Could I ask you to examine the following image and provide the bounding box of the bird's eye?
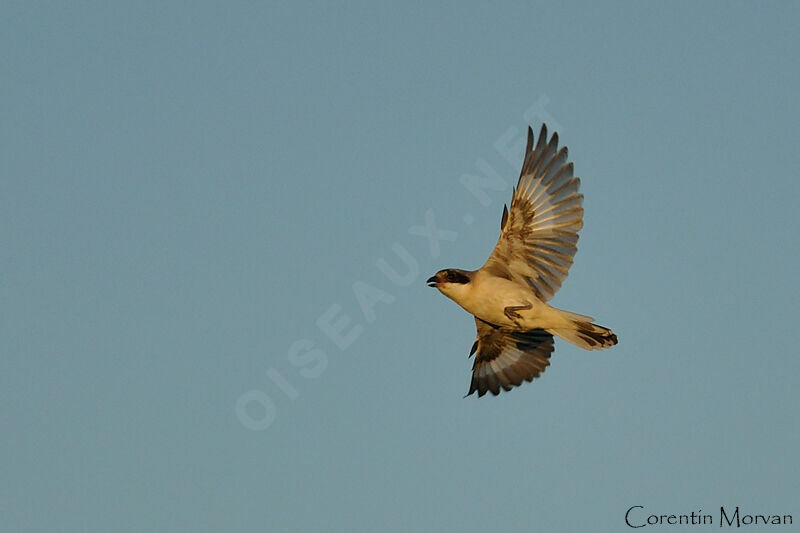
[446,271,456,282]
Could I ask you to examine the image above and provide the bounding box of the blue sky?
[2,2,799,531]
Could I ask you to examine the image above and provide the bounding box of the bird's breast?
[453,275,543,328]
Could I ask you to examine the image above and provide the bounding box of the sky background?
[2,2,799,532]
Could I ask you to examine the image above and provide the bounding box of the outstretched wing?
[468,318,554,397]
[483,124,583,302]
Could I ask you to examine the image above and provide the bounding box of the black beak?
[426,275,438,287]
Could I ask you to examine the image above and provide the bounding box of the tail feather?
[550,319,618,351]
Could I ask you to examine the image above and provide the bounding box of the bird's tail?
[548,310,618,351]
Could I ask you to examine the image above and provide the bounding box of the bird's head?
[427,269,472,297]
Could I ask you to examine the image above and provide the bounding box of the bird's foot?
[504,303,532,328]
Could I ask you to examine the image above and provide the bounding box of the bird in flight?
[427,124,617,397]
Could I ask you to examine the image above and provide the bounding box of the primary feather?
[482,124,584,302]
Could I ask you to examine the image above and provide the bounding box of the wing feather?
[483,124,584,301]
[468,318,554,397]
